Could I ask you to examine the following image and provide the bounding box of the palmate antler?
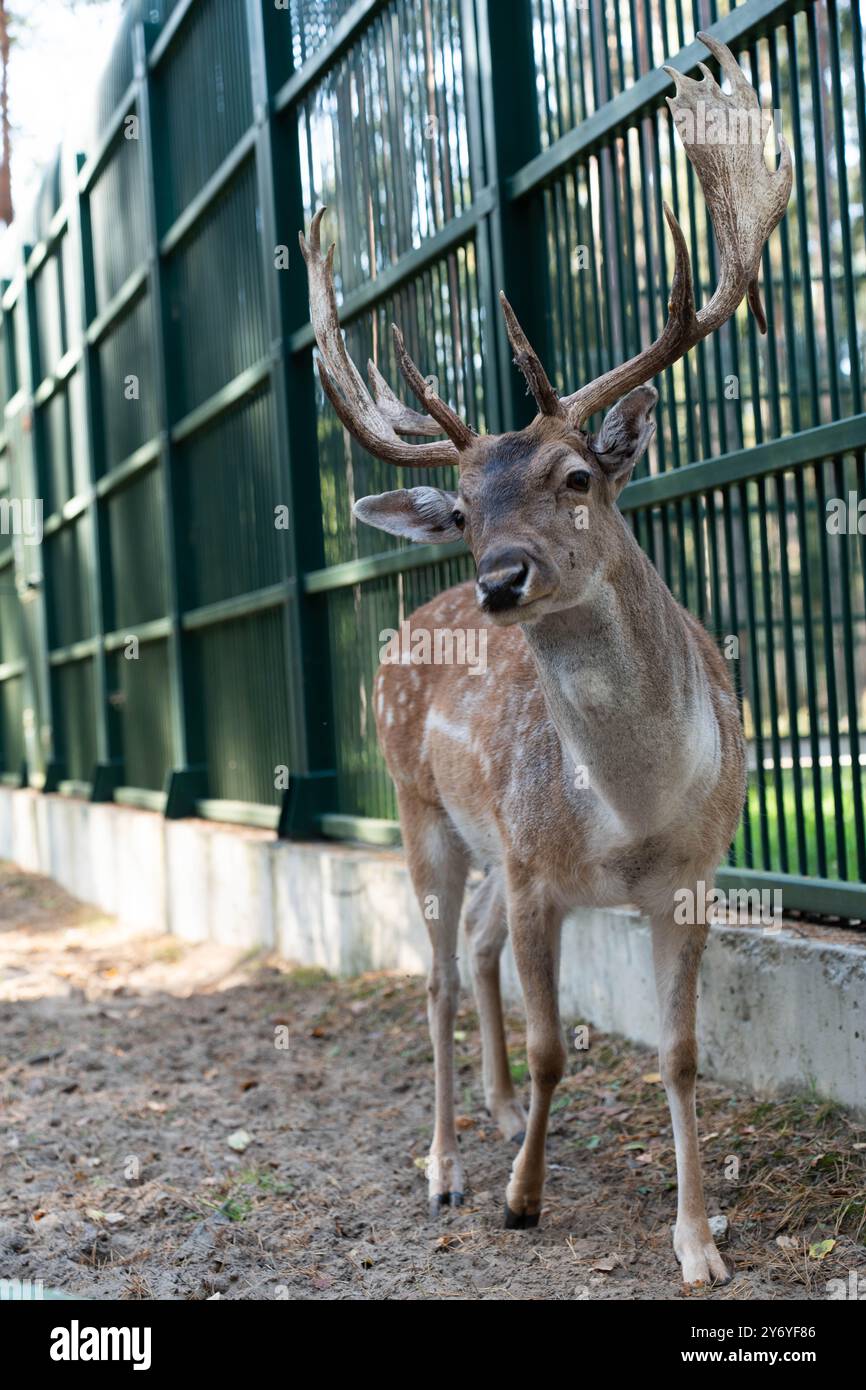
[557,32,793,425]
[300,33,792,456]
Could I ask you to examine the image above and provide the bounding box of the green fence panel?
[174,389,283,611]
[109,639,175,792]
[165,161,268,420]
[152,0,254,231]
[0,0,862,918]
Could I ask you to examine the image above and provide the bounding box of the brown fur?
[364,412,746,1283]
[299,26,793,1275]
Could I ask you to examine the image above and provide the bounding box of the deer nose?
[476,549,530,612]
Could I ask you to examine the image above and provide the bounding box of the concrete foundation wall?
[1,787,863,1114]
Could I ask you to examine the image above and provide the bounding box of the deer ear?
[353,487,463,544]
[589,385,658,495]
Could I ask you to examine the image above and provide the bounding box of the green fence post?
[475,0,554,431]
[9,248,58,789]
[246,0,337,836]
[68,148,123,802]
[457,0,505,432]
[1,283,24,787]
[0,287,20,783]
[134,16,207,817]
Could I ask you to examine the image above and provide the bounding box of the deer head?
[300,34,792,626]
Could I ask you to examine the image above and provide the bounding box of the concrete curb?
[1,787,863,1114]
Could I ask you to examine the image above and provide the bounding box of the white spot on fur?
[423,817,451,864]
[424,707,471,746]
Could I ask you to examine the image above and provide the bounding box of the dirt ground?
[1,862,864,1301]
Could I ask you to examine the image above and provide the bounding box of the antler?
[298,207,474,466]
[499,290,565,419]
[506,33,793,427]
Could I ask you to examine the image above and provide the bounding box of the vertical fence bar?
[134,17,205,813]
[69,148,119,799]
[793,463,827,877]
[458,0,502,431]
[0,287,22,784]
[813,457,847,878]
[832,456,866,879]
[806,2,839,422]
[251,0,337,835]
[476,0,553,430]
[13,251,57,789]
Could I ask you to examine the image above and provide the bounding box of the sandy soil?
[1,861,864,1301]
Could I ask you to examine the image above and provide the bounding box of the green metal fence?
[0,0,863,919]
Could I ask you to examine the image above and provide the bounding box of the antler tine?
[560,202,696,424]
[558,33,792,426]
[498,293,565,418]
[298,207,471,467]
[314,358,435,464]
[366,359,442,437]
[391,327,476,449]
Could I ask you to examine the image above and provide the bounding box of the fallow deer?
[300,34,792,1285]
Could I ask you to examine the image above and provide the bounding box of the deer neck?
[520,523,720,835]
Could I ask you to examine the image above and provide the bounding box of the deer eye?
[451,509,466,531]
[566,470,591,493]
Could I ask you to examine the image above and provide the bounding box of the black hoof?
[429,1192,464,1218]
[504,1203,539,1230]
[510,1130,526,1146]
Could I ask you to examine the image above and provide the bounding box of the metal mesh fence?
[0,0,861,916]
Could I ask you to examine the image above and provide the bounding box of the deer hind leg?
[651,912,730,1286]
[503,888,565,1229]
[462,869,526,1143]
[397,790,469,1216]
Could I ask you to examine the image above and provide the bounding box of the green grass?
[733,761,862,881]
[188,1167,295,1224]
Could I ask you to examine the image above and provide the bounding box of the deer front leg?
[463,869,526,1142]
[651,912,730,1286]
[503,891,565,1228]
[398,793,469,1216]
